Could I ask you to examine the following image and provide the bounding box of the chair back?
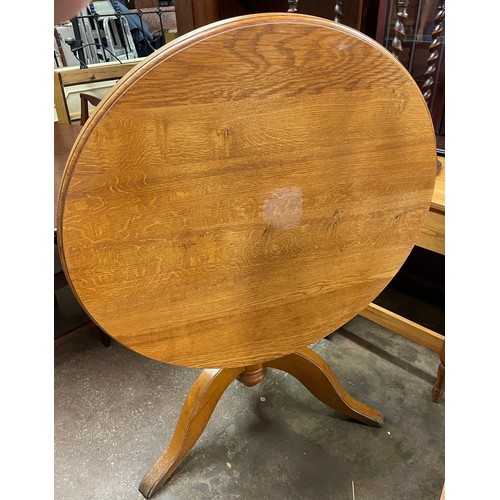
[54,58,144,123]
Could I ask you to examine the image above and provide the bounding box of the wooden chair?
[54,57,144,124]
[79,92,103,125]
[57,13,437,498]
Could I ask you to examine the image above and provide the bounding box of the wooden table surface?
[57,14,438,370]
[54,123,82,228]
[55,126,445,227]
[54,129,445,229]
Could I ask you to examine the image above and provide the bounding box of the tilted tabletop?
[57,13,437,369]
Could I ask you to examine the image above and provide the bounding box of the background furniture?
[54,1,176,69]
[366,0,445,401]
[375,0,445,153]
[173,0,364,35]
[79,92,103,125]
[54,58,143,123]
[57,13,437,497]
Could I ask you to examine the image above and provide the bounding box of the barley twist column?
[334,1,343,23]
[422,0,445,103]
[392,0,409,60]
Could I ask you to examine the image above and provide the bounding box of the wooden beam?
[57,58,144,86]
[359,303,444,353]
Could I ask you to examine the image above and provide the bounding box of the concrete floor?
[54,314,444,500]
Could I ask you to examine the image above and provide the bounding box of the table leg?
[265,346,384,427]
[432,341,445,403]
[139,367,243,498]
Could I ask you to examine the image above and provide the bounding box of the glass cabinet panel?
[377,0,445,151]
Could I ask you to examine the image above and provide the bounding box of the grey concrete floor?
[54,315,444,500]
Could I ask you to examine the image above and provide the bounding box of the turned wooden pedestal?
[58,13,438,498]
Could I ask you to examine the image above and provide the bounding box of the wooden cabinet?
[174,0,364,36]
[374,0,445,152]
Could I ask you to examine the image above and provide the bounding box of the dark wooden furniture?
[174,0,364,35]
[79,93,102,125]
[57,13,437,497]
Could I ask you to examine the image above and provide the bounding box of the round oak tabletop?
[58,13,437,369]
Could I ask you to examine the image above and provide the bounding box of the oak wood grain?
[58,13,437,369]
[54,123,83,227]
